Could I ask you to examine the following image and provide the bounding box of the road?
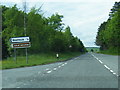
[2,52,118,88]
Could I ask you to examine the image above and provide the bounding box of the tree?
[48,13,64,31]
[2,5,86,59]
[95,2,120,53]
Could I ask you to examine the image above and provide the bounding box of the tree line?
[1,5,86,59]
[95,2,120,54]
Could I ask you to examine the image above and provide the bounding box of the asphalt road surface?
[2,52,118,88]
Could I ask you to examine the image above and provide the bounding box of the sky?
[0,0,119,47]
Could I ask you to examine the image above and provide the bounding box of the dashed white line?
[91,53,118,77]
[99,60,103,64]
[110,70,114,73]
[96,57,99,60]
[47,70,52,73]
[104,65,109,69]
[58,66,61,68]
[113,73,116,75]
[53,68,57,70]
[58,63,62,65]
[16,87,20,88]
[46,68,49,71]
[61,64,65,66]
[64,63,67,64]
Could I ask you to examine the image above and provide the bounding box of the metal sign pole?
[14,48,17,64]
[26,48,28,64]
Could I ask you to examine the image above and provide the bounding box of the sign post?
[10,37,31,64]
[14,48,17,64]
[26,48,28,64]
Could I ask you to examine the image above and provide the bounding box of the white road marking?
[91,53,118,77]
[110,70,114,73]
[113,73,116,75]
[47,70,52,73]
[46,68,49,71]
[16,87,20,88]
[64,63,67,64]
[99,60,103,64]
[58,63,62,65]
[96,57,99,60]
[61,64,65,66]
[104,65,109,70]
[58,66,61,68]
[53,68,57,70]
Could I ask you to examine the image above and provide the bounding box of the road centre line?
[58,63,62,65]
[46,68,49,71]
[16,87,20,88]
[64,62,67,64]
[47,70,52,73]
[53,68,57,70]
[58,66,61,68]
[61,64,65,66]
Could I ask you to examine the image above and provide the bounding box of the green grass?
[1,52,83,70]
[97,47,120,55]
[86,47,100,52]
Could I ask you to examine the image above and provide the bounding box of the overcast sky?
[0,0,119,47]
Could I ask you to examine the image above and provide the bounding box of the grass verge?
[1,52,84,70]
[97,48,119,55]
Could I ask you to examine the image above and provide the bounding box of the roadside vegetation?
[1,4,87,69]
[1,52,84,69]
[86,47,100,53]
[95,2,120,55]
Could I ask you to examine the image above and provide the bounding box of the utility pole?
[23,1,28,64]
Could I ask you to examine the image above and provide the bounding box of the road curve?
[2,53,118,88]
